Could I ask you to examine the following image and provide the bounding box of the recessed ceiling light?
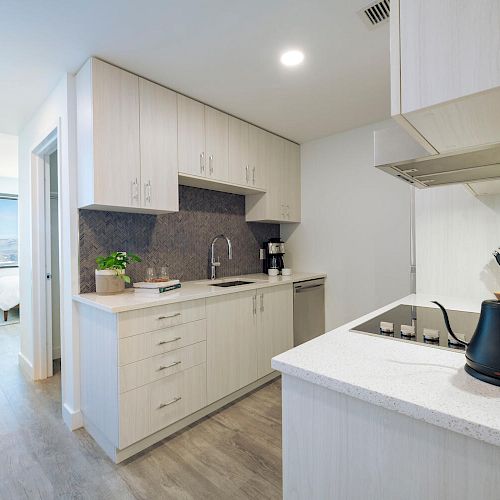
[280,50,304,67]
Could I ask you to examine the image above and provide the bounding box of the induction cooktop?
[350,304,480,351]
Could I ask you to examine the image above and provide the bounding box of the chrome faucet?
[210,235,233,280]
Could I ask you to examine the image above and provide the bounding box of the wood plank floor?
[0,323,283,499]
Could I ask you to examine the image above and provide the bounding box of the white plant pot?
[95,269,125,295]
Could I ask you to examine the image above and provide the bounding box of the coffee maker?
[264,238,285,273]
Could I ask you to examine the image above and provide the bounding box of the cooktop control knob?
[423,328,440,341]
[380,321,394,334]
[400,324,416,337]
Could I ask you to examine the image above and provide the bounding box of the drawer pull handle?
[157,361,181,371]
[158,396,182,409]
[158,337,182,345]
[157,313,181,320]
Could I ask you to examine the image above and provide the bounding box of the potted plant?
[95,251,141,295]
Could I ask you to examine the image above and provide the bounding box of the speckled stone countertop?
[73,272,325,313]
[272,294,500,447]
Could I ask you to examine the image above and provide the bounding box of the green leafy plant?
[95,251,141,284]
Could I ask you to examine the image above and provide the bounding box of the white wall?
[18,74,80,429]
[282,121,412,331]
[416,184,500,301]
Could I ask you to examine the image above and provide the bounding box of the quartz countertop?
[73,272,325,313]
[272,294,500,447]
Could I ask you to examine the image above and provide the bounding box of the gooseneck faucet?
[210,234,233,280]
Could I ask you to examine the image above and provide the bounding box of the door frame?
[31,127,60,379]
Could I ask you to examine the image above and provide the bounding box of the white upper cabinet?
[248,125,266,190]
[77,58,141,210]
[77,58,300,219]
[77,58,178,213]
[177,94,206,177]
[228,116,250,185]
[284,141,301,223]
[139,78,178,212]
[246,134,301,223]
[392,0,500,152]
[204,106,229,181]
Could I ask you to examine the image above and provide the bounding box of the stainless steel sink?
[210,280,254,287]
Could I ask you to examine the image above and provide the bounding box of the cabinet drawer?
[119,319,207,366]
[118,299,206,338]
[120,341,206,393]
[150,363,206,434]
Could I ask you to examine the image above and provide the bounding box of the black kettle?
[433,300,500,387]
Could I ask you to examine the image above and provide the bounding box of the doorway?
[30,129,61,380]
[45,150,61,376]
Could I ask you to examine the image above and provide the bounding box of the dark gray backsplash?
[79,185,279,293]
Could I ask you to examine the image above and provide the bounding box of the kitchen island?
[272,294,500,500]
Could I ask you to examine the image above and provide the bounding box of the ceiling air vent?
[359,0,390,28]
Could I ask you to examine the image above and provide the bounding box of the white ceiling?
[0,0,390,143]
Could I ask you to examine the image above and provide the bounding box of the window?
[0,196,18,267]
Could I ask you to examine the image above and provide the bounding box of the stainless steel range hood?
[374,123,500,190]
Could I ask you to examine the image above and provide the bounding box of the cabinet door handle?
[158,396,182,409]
[209,155,214,175]
[252,295,257,315]
[245,165,249,183]
[131,178,139,205]
[260,293,264,312]
[157,312,181,320]
[157,360,181,371]
[200,152,205,173]
[158,336,182,345]
[252,166,255,185]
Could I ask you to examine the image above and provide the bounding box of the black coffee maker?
[263,238,285,273]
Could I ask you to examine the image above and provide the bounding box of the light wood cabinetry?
[205,106,229,180]
[178,96,229,181]
[228,116,250,185]
[256,285,293,378]
[177,95,206,176]
[77,58,300,220]
[206,289,257,404]
[392,0,500,153]
[248,125,266,190]
[228,118,267,190]
[77,58,141,211]
[76,58,178,213]
[246,134,301,223]
[79,283,294,462]
[139,78,178,212]
[206,284,293,404]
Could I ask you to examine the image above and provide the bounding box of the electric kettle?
[433,300,500,387]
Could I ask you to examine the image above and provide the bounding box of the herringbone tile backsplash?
[79,186,280,293]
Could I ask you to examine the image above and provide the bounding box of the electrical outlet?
[259,249,265,260]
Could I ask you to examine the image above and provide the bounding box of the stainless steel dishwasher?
[293,278,325,346]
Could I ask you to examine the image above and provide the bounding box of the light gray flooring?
[0,323,283,500]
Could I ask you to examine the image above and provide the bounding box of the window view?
[0,196,18,266]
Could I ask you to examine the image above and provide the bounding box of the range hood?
[374,122,500,191]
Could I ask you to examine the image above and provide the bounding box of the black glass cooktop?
[350,304,480,351]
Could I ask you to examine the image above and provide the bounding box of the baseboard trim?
[63,403,83,430]
[18,351,34,380]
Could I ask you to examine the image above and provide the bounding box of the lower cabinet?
[206,284,293,404]
[120,363,207,448]
[79,284,293,461]
[256,285,293,378]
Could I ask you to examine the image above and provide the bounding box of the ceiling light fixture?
[280,50,304,67]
